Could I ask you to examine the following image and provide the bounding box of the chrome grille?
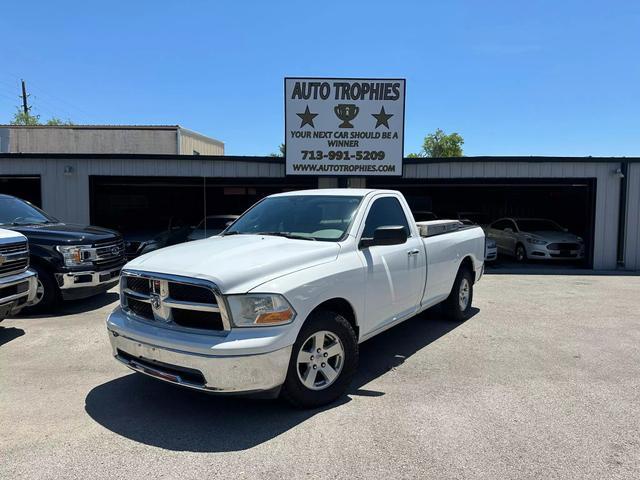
[547,242,580,251]
[121,272,228,332]
[0,241,29,277]
[93,239,125,268]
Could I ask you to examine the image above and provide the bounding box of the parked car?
[187,215,239,241]
[107,189,485,408]
[486,217,584,262]
[0,194,125,312]
[0,229,38,321]
[124,218,193,259]
[453,213,496,262]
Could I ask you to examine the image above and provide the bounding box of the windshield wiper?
[256,232,317,241]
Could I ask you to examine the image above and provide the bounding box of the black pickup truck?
[0,194,125,312]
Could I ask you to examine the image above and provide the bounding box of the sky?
[0,0,638,157]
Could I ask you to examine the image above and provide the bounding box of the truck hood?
[124,234,340,294]
[8,223,121,245]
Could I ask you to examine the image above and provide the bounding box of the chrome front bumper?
[108,329,292,394]
[56,266,121,290]
[0,269,38,316]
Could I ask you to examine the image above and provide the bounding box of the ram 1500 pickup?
[0,228,38,321]
[107,189,485,407]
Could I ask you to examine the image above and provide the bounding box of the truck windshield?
[0,197,57,226]
[224,195,362,241]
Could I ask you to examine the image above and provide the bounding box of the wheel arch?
[459,255,476,282]
[306,297,359,340]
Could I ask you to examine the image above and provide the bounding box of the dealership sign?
[285,78,405,176]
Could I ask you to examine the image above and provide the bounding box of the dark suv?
[0,194,125,312]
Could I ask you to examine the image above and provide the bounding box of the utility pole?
[20,79,30,115]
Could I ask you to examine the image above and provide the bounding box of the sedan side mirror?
[504,227,514,233]
[360,226,407,249]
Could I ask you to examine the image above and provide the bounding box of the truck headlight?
[56,245,93,266]
[526,237,546,245]
[227,294,296,327]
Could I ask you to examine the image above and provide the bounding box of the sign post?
[285,78,405,176]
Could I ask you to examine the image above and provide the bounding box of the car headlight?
[56,245,94,266]
[227,294,296,327]
[526,237,546,245]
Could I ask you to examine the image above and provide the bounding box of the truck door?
[357,195,426,333]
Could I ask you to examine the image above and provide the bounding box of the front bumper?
[107,308,293,394]
[56,266,121,300]
[0,269,38,318]
[525,244,585,260]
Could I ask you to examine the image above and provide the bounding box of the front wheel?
[281,311,358,408]
[444,267,474,321]
[515,243,527,262]
[20,264,59,315]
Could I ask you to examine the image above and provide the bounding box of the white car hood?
[124,234,340,294]
[526,231,581,242]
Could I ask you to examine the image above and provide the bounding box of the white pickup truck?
[107,189,485,407]
[0,229,38,321]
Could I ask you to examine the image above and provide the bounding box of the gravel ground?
[1,274,639,479]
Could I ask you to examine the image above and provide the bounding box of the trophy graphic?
[334,104,359,128]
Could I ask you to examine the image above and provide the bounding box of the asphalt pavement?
[1,274,639,479]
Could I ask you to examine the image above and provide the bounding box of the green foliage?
[11,108,40,125]
[45,117,74,126]
[408,128,464,158]
[10,108,74,126]
[270,143,286,157]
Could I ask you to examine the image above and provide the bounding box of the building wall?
[0,156,283,227]
[2,127,180,154]
[0,155,635,271]
[624,163,640,270]
[404,161,623,270]
[179,129,224,156]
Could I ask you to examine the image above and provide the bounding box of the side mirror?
[360,226,407,249]
[504,227,514,233]
[225,221,234,227]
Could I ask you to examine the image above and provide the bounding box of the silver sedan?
[486,218,585,261]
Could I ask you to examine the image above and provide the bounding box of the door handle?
[407,249,420,256]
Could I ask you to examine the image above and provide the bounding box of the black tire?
[444,267,474,321]
[515,243,527,263]
[281,311,358,409]
[20,264,59,314]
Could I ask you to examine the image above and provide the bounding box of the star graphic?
[371,106,393,129]
[297,105,318,128]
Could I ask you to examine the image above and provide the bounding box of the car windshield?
[517,219,564,232]
[0,197,57,226]
[224,195,362,241]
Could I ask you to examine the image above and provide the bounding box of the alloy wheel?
[296,330,345,391]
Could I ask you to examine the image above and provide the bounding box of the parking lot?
[1,274,639,480]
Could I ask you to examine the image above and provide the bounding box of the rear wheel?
[281,311,358,408]
[20,264,58,314]
[444,267,474,321]
[515,243,527,262]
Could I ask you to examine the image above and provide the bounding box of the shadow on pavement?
[85,306,477,452]
[0,326,25,346]
[16,292,120,319]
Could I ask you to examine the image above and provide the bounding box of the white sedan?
[487,218,584,262]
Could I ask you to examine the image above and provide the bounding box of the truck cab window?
[363,197,410,238]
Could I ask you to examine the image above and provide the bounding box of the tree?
[10,108,73,126]
[45,117,74,126]
[11,108,40,125]
[270,143,286,157]
[409,128,464,157]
